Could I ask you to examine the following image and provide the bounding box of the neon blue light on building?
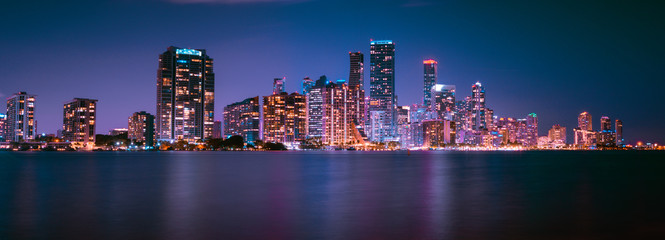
[370,40,393,45]
[176,48,202,56]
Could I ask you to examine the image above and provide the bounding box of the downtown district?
[0,41,656,151]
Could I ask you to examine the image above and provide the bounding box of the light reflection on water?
[1,151,665,239]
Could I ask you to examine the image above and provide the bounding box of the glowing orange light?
[423,59,437,64]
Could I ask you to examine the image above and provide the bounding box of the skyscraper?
[306,76,327,138]
[574,112,596,147]
[128,111,155,148]
[431,84,455,120]
[263,92,307,144]
[598,116,615,146]
[5,92,36,142]
[63,98,97,149]
[600,116,611,131]
[548,124,566,145]
[348,52,365,127]
[301,77,314,95]
[525,113,538,147]
[0,113,6,142]
[615,119,623,146]
[273,77,285,95]
[423,119,455,148]
[156,46,215,142]
[322,80,360,146]
[224,96,261,144]
[423,59,437,108]
[578,112,592,131]
[471,82,486,131]
[369,40,396,141]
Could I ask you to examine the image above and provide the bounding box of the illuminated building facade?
[273,77,285,95]
[525,113,538,147]
[306,76,327,138]
[423,59,437,108]
[471,82,486,131]
[263,92,307,144]
[369,40,396,141]
[423,119,455,148]
[156,46,215,142]
[574,112,596,147]
[615,119,623,146]
[597,116,615,146]
[301,77,314,95]
[5,92,36,142]
[128,111,155,147]
[322,80,358,146]
[431,84,455,120]
[63,98,97,148]
[0,113,6,142]
[578,112,592,131]
[548,124,566,146]
[349,52,365,127]
[224,96,260,144]
[368,110,387,142]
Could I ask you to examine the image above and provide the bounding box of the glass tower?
[423,59,437,108]
[156,46,215,142]
[369,40,396,141]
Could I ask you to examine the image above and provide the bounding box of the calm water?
[1,151,665,239]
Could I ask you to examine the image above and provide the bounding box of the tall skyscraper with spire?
[156,46,215,142]
[348,52,365,127]
[423,59,437,108]
[368,40,396,141]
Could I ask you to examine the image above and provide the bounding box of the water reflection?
[2,151,665,239]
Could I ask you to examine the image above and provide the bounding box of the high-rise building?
[128,111,155,148]
[578,112,592,131]
[423,119,455,148]
[273,77,285,95]
[485,108,495,131]
[0,113,6,142]
[598,116,615,146]
[63,98,97,149]
[301,77,315,95]
[5,92,36,142]
[574,112,596,147]
[156,46,215,142]
[212,120,222,139]
[322,80,360,146]
[600,116,611,131]
[306,76,327,138]
[263,92,307,144]
[224,96,261,144]
[423,59,437,108]
[431,84,455,120]
[349,52,366,127]
[548,124,566,145]
[615,119,623,146]
[525,113,538,147]
[369,40,396,141]
[471,82,486,131]
[368,110,387,142]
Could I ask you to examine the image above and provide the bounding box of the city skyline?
[1,0,663,144]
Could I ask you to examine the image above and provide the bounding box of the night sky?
[1,0,663,144]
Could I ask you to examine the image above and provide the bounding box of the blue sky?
[1,0,663,143]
